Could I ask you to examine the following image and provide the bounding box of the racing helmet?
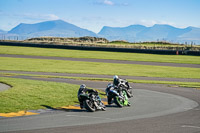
[113,75,118,80]
[80,84,86,89]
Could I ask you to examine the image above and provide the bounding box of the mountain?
[98,24,200,44]
[177,27,200,43]
[8,20,97,38]
[0,29,7,33]
[98,25,146,41]
[2,20,200,44]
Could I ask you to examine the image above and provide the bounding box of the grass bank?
[0,45,200,64]
[0,77,81,113]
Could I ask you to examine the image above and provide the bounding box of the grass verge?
[0,77,81,113]
[0,45,200,64]
[0,57,200,79]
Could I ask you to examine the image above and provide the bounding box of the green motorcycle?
[114,90,130,107]
[106,84,131,108]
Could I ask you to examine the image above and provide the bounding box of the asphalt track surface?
[0,83,10,91]
[0,54,200,133]
[1,54,200,68]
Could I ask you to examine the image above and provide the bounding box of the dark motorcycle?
[106,84,130,107]
[79,91,106,112]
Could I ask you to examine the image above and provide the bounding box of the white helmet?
[80,84,86,89]
[113,75,118,79]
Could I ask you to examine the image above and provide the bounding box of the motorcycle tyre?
[84,100,96,112]
[127,90,133,98]
[114,96,123,108]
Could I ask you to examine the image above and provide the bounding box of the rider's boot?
[94,102,101,110]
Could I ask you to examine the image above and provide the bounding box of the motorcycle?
[118,79,133,98]
[106,84,130,108]
[79,91,106,112]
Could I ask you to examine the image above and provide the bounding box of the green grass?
[0,45,200,64]
[0,57,200,79]
[0,77,81,113]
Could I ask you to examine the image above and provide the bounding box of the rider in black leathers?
[104,75,124,105]
[113,75,123,96]
[105,83,115,105]
[77,84,98,109]
[113,75,132,97]
[106,76,131,106]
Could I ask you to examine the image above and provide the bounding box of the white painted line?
[183,108,194,110]
[66,115,114,120]
[181,125,200,129]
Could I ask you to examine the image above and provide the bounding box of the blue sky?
[0,0,200,33]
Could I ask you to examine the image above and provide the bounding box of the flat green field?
[0,45,200,64]
[0,57,199,79]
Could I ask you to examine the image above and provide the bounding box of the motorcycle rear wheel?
[114,96,123,108]
[84,99,96,112]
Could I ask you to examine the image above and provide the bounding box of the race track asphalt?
[1,54,200,68]
[0,54,199,133]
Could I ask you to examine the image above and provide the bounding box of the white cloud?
[94,0,114,6]
[138,20,175,27]
[0,12,60,21]
[0,12,60,30]
[94,0,129,6]
[44,14,60,20]
[20,13,60,20]
[103,0,114,5]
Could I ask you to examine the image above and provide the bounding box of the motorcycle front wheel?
[84,99,96,112]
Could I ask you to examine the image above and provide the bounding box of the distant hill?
[26,36,109,44]
[98,24,200,44]
[0,29,7,33]
[8,20,97,38]
[1,20,200,44]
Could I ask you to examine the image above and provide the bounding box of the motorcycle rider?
[113,75,131,88]
[113,75,123,96]
[106,82,131,106]
[77,84,103,109]
[113,75,131,106]
[113,75,132,96]
[105,83,115,105]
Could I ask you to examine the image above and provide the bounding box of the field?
[0,57,200,78]
[0,77,79,113]
[0,45,200,64]
[0,45,199,113]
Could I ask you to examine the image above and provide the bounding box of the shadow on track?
[41,105,86,112]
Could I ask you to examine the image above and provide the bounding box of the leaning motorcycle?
[106,84,130,107]
[118,79,133,98]
[79,91,106,112]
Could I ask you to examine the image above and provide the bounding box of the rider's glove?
[94,90,98,95]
